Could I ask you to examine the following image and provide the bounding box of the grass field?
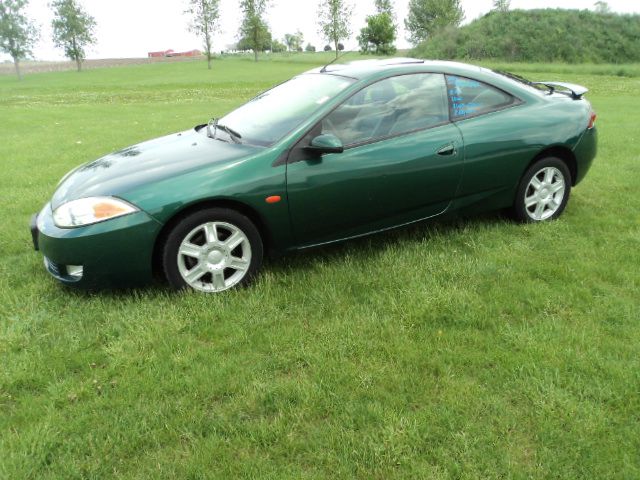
[1,53,639,479]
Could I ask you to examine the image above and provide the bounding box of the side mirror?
[304,134,344,155]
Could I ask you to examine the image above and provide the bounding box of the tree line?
[1,0,636,79]
[0,0,95,79]
[0,0,467,78]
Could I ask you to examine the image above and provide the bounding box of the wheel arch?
[528,145,578,186]
[151,198,272,278]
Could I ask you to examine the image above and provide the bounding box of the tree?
[284,30,303,52]
[271,39,287,52]
[305,43,316,52]
[375,0,394,17]
[317,0,352,58]
[239,0,270,62]
[594,1,610,14]
[284,33,294,51]
[492,0,510,12]
[51,0,96,72]
[405,0,464,45]
[323,44,332,51]
[186,0,220,69]
[237,27,271,54]
[0,0,38,80]
[358,13,396,55]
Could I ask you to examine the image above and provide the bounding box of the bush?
[412,9,640,64]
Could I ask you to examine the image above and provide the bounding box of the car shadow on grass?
[53,210,510,299]
[266,210,509,275]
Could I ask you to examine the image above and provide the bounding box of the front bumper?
[32,203,163,289]
[30,213,40,250]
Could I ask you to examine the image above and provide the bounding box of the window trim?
[445,74,525,123]
[284,71,528,165]
[330,72,450,149]
[287,72,451,162]
[342,119,452,151]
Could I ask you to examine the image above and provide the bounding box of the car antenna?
[320,50,351,73]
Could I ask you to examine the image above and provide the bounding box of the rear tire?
[512,157,571,222]
[162,208,263,292]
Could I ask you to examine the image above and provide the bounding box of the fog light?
[66,265,83,279]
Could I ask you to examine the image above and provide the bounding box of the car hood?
[51,127,261,210]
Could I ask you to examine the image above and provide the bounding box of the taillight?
[588,111,597,129]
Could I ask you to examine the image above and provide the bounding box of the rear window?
[446,75,518,120]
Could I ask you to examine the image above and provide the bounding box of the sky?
[4,0,640,62]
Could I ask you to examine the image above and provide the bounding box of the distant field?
[0,55,208,75]
[4,51,640,77]
[1,56,639,479]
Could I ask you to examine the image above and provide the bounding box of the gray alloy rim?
[177,221,251,292]
[524,166,566,221]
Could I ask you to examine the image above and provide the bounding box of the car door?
[286,73,464,247]
[444,74,535,207]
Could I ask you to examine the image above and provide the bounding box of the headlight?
[53,197,138,228]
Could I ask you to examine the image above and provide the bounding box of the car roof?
[305,57,485,79]
[304,57,544,101]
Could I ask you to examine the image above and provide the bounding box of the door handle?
[436,144,456,156]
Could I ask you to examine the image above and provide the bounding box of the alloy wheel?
[524,166,566,221]
[177,221,252,292]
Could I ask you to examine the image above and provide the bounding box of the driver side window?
[322,73,449,147]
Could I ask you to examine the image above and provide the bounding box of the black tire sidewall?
[162,208,263,291]
[513,157,572,223]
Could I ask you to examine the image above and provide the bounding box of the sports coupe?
[30,58,597,292]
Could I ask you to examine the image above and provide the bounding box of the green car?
[30,58,597,292]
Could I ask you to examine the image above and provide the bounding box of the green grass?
[1,57,639,479]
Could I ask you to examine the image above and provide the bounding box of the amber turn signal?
[93,202,129,219]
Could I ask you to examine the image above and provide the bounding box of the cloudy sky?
[6,0,640,61]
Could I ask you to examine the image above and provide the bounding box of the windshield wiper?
[206,117,242,144]
[217,124,242,143]
[206,117,218,139]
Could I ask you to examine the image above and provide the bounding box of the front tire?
[162,208,263,292]
[512,157,571,222]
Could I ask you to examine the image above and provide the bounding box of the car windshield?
[217,74,355,146]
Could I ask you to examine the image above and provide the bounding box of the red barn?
[147,49,174,58]
[167,49,202,57]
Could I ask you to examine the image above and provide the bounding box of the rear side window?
[446,75,517,121]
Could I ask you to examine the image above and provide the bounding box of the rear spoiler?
[531,82,588,99]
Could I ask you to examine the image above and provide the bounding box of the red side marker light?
[266,195,281,204]
[588,111,597,129]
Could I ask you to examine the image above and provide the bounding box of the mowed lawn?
[1,54,639,479]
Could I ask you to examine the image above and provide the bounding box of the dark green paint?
[307,134,344,154]
[34,59,598,288]
[38,205,162,287]
[287,123,464,246]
